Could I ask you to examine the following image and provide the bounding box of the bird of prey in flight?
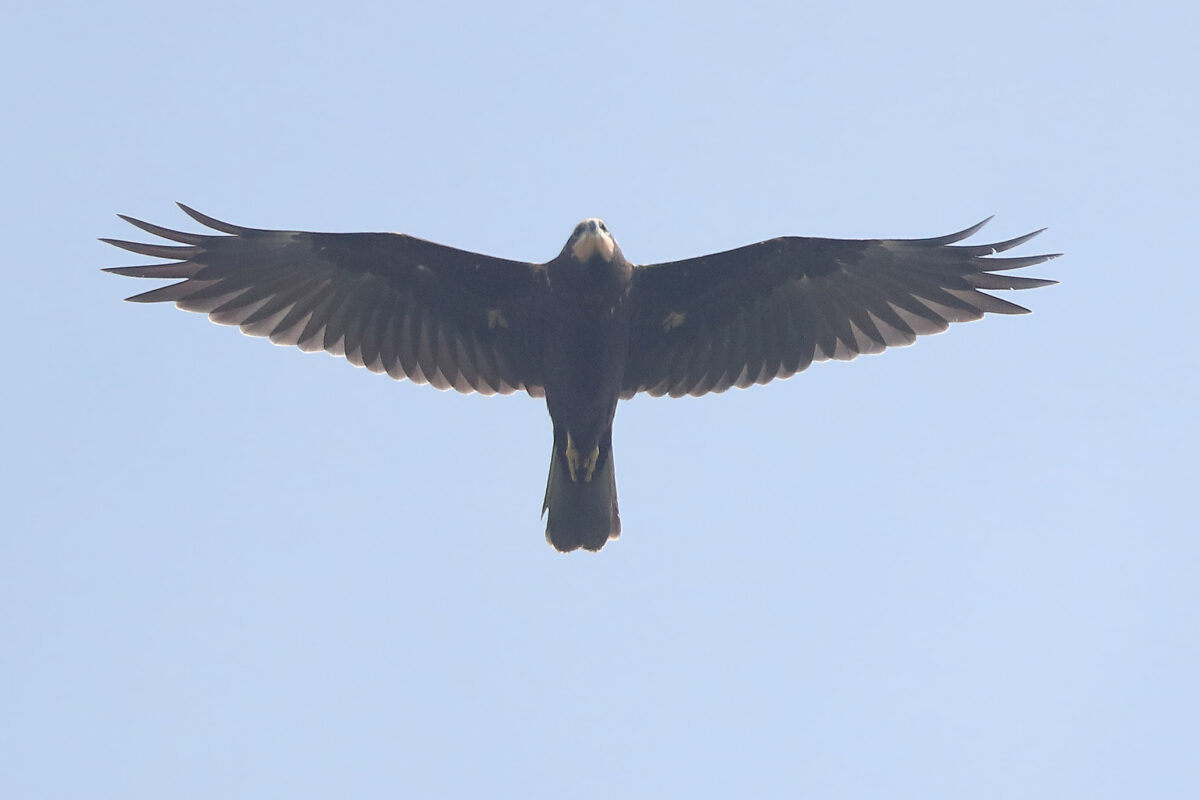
[104,205,1058,552]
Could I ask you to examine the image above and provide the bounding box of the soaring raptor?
[105,206,1058,552]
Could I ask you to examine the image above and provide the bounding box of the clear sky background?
[3,1,1196,797]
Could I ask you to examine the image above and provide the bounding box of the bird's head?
[567,218,617,264]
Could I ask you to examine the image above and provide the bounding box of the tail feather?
[542,430,621,552]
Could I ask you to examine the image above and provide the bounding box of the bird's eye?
[599,222,608,233]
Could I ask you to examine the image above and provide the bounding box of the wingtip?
[115,212,151,230]
[113,213,206,244]
[174,202,251,234]
[176,202,206,223]
[913,217,994,246]
[969,215,994,234]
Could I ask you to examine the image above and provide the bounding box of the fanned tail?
[542,428,621,552]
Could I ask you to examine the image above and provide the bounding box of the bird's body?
[105,206,1058,552]
[541,220,633,550]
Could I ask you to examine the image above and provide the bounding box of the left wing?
[622,219,1058,398]
[104,204,547,396]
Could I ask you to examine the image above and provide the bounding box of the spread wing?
[622,219,1058,398]
[104,204,546,396]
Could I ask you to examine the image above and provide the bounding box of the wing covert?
[104,204,546,396]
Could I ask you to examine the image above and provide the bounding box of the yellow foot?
[583,445,599,482]
[565,432,580,482]
[565,432,601,483]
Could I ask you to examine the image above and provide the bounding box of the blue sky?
[3,1,1197,797]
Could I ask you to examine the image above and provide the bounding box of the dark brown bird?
[104,205,1058,551]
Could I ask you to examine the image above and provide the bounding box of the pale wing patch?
[486,308,509,329]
